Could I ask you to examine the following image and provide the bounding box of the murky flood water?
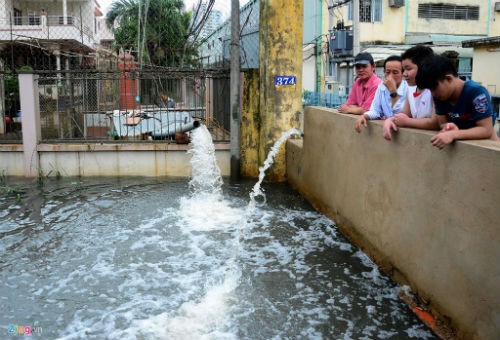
[1,177,435,339]
[1,126,436,339]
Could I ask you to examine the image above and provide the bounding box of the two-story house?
[0,0,103,71]
[0,0,114,137]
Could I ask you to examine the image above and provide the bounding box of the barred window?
[348,0,383,23]
[418,4,479,20]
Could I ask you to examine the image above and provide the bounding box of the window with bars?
[348,0,383,22]
[418,4,479,20]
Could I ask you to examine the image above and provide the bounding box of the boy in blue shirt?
[416,54,498,149]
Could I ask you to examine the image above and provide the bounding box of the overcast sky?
[99,0,249,17]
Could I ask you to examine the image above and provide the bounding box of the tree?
[106,0,199,67]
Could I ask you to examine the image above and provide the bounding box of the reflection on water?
[0,177,436,339]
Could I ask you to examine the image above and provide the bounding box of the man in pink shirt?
[338,52,381,115]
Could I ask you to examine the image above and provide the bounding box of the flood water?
[0,128,437,340]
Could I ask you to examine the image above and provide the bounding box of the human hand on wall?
[440,122,459,133]
[355,115,368,133]
[431,130,456,149]
[393,113,411,127]
[383,118,398,140]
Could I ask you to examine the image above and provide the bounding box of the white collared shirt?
[364,79,409,120]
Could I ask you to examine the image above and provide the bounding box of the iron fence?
[303,91,348,109]
[0,69,231,143]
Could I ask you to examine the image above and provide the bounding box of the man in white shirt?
[355,55,408,132]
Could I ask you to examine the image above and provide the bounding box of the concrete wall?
[287,107,500,339]
[0,143,230,177]
[0,144,24,176]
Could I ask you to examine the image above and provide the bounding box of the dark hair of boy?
[401,44,434,68]
[383,55,402,69]
[416,54,458,90]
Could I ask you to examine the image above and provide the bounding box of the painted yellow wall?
[338,3,407,44]
[471,47,500,95]
[359,7,406,43]
[491,5,500,36]
[338,1,494,44]
[406,0,488,35]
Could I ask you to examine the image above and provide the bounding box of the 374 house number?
[275,76,296,86]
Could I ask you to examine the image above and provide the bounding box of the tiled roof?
[462,36,500,48]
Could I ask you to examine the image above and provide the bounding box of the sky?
[99,0,249,18]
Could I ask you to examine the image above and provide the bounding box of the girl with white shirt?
[383,45,438,141]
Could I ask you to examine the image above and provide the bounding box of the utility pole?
[230,0,241,180]
[353,0,360,56]
[328,0,360,91]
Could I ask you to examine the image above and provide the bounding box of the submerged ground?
[0,177,436,339]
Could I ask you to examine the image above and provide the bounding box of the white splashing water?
[174,125,302,338]
[247,128,302,215]
[187,124,223,196]
[180,125,241,232]
[166,124,243,338]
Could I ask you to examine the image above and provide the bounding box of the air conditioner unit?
[388,0,405,8]
[495,2,500,12]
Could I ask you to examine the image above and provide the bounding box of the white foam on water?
[405,325,438,339]
[156,269,239,339]
[178,193,243,232]
[92,263,241,340]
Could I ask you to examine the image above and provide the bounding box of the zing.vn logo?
[8,325,42,336]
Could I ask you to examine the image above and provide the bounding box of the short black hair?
[416,54,458,90]
[401,45,434,68]
[384,55,402,70]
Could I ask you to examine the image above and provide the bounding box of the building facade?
[196,1,500,105]
[329,0,500,95]
[463,35,500,115]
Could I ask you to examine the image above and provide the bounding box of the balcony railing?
[10,15,76,27]
[46,15,74,26]
[12,15,40,26]
[0,15,93,42]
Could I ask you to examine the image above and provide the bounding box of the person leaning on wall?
[414,54,499,149]
[383,44,437,141]
[354,55,408,133]
[338,52,381,115]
